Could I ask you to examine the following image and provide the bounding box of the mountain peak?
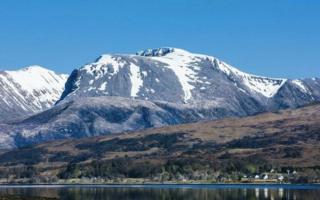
[4,65,43,72]
[5,65,61,75]
[18,65,55,73]
[23,65,46,70]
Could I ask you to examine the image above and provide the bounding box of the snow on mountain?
[148,48,200,101]
[214,60,287,98]
[292,79,309,93]
[129,63,143,97]
[5,66,68,108]
[147,48,287,99]
[0,66,68,121]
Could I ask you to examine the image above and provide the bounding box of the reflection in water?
[255,188,260,198]
[264,188,268,199]
[0,185,318,200]
[279,188,284,198]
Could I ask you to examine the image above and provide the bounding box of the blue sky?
[0,0,319,78]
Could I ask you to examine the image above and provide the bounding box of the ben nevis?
[0,47,319,149]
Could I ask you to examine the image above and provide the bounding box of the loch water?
[0,184,319,200]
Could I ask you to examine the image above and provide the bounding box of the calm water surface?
[0,184,319,200]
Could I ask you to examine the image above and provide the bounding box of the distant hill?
[0,66,68,122]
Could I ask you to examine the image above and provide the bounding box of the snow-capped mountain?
[0,66,68,122]
[59,47,319,109]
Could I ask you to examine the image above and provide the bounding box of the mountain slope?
[0,66,68,122]
[0,96,257,149]
[0,103,319,183]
